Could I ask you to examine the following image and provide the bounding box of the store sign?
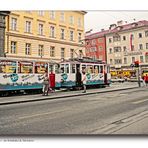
[124,51,142,56]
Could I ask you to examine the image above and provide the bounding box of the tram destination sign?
[124,51,142,56]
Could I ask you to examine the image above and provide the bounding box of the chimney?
[109,24,117,30]
[117,20,123,26]
[101,29,104,32]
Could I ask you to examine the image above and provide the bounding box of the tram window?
[18,62,33,74]
[65,64,69,73]
[82,65,86,72]
[100,65,103,73]
[94,65,99,74]
[35,62,48,74]
[54,64,60,74]
[0,61,16,73]
[71,64,75,73]
[49,65,53,73]
[87,65,93,73]
[107,66,110,73]
[60,64,64,73]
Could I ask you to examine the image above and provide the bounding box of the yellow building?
[5,11,86,62]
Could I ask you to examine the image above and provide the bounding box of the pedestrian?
[140,75,146,87]
[82,69,87,93]
[49,71,55,92]
[144,74,148,86]
[76,68,82,90]
[42,73,49,96]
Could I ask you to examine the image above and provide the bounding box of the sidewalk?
[0,82,140,105]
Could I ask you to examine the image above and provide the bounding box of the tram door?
[76,64,81,87]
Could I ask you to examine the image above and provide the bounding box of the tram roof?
[60,57,106,64]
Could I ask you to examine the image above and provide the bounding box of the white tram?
[59,57,111,88]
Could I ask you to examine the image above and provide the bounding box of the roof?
[85,30,109,39]
[85,20,148,39]
[107,20,148,35]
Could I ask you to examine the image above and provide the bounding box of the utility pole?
[0,11,10,57]
[134,60,141,87]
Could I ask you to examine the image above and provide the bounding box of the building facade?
[106,20,148,76]
[4,11,86,62]
[85,30,109,62]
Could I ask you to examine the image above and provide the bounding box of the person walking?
[42,73,49,96]
[144,74,148,86]
[82,70,87,93]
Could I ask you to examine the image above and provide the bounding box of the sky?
[84,11,148,33]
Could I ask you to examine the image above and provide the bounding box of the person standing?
[76,68,82,90]
[42,73,49,96]
[144,74,148,86]
[82,70,87,93]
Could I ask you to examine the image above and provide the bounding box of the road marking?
[132,98,148,104]
[19,109,68,120]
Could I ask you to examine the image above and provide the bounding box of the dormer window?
[131,22,138,27]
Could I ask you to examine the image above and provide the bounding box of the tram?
[59,57,111,88]
[0,57,111,96]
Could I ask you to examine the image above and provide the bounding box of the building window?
[109,48,112,54]
[139,44,143,50]
[50,46,55,57]
[78,18,81,27]
[114,59,122,64]
[140,56,144,63]
[123,46,127,52]
[79,50,83,58]
[99,46,103,51]
[123,36,126,41]
[38,45,44,57]
[70,30,74,41]
[50,26,55,38]
[38,23,43,35]
[10,41,17,54]
[60,12,65,22]
[139,33,142,38]
[131,45,135,51]
[11,18,17,31]
[69,16,74,25]
[146,43,148,49]
[109,38,112,43]
[145,55,148,62]
[50,11,55,20]
[110,59,113,64]
[114,47,121,52]
[61,29,65,39]
[130,34,134,40]
[132,57,135,63]
[38,11,44,16]
[145,31,148,37]
[124,57,127,64]
[25,43,31,55]
[70,49,74,59]
[25,21,31,33]
[98,38,103,43]
[61,48,65,59]
[78,32,82,42]
[113,35,120,42]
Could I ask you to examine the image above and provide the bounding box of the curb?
[0,86,139,106]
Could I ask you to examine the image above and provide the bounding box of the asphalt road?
[0,87,148,135]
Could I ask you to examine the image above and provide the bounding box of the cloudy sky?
[84,11,148,33]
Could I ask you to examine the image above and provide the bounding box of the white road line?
[19,109,68,120]
[132,98,148,104]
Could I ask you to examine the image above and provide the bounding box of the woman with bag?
[42,73,49,96]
